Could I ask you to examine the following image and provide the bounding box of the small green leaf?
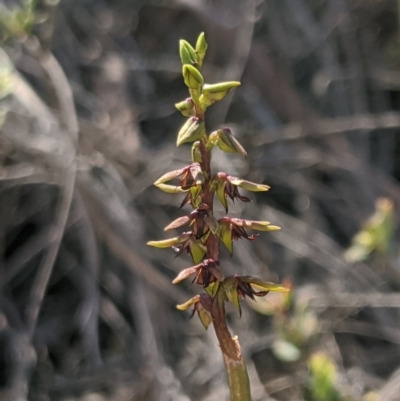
[182,64,204,90]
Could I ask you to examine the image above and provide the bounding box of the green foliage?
[0,59,13,127]
[345,198,394,262]
[0,0,36,41]
[248,285,319,364]
[306,353,342,401]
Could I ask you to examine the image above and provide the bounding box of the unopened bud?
[177,117,204,146]
[175,98,195,117]
[216,128,247,157]
[182,64,204,90]
[195,32,208,66]
[206,131,219,151]
[179,40,197,65]
[200,81,240,108]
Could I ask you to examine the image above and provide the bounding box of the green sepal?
[190,241,206,264]
[198,308,212,330]
[177,117,204,146]
[191,141,202,163]
[182,64,204,90]
[200,81,240,108]
[190,185,203,208]
[208,178,218,193]
[216,182,228,213]
[175,98,195,117]
[179,40,197,65]
[219,224,233,255]
[223,277,241,315]
[205,281,220,298]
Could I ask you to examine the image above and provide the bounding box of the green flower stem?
[211,288,252,401]
[223,338,252,401]
[198,124,252,401]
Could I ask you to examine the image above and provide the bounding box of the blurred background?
[1,0,400,400]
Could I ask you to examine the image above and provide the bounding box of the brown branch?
[252,112,400,146]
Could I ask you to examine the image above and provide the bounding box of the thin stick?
[25,52,78,339]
